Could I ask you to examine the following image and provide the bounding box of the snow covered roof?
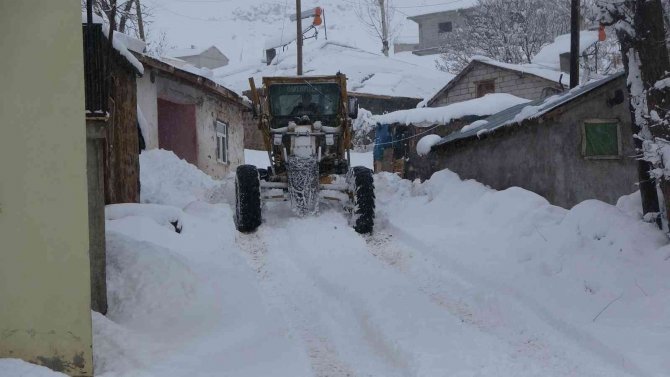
[434,72,625,148]
[472,56,568,84]
[164,45,219,58]
[214,40,454,99]
[82,13,144,74]
[426,57,568,107]
[405,0,478,18]
[533,31,600,70]
[138,54,249,109]
[374,93,530,127]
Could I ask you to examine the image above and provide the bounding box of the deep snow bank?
[140,149,233,207]
[376,170,670,376]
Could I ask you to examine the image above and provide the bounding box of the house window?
[476,80,495,98]
[438,22,452,33]
[216,120,228,163]
[582,119,621,159]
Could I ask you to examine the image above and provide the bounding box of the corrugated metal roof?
[434,72,625,148]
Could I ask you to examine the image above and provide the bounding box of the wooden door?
[157,98,198,165]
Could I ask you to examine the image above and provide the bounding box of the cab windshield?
[268,83,341,125]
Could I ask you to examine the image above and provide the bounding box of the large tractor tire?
[235,165,262,233]
[352,166,375,234]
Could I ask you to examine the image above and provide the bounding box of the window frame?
[475,79,496,98]
[215,120,229,164]
[438,21,453,34]
[581,118,622,160]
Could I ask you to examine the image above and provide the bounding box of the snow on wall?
[375,93,530,126]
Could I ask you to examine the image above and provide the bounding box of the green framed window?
[582,119,621,159]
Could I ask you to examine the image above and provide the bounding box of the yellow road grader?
[236,73,375,233]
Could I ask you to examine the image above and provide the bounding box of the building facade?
[137,55,251,179]
[427,58,567,107]
[429,74,637,208]
[407,8,473,56]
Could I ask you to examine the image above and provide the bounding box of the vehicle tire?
[235,165,262,233]
[352,166,375,234]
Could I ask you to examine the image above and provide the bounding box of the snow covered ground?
[5,150,669,376]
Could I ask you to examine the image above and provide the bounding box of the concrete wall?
[431,77,637,208]
[431,62,564,107]
[139,69,246,178]
[0,1,93,375]
[412,10,469,52]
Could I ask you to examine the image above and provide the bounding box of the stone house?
[405,3,477,56]
[427,73,637,208]
[426,57,568,107]
[372,93,530,179]
[136,54,251,179]
[164,45,229,69]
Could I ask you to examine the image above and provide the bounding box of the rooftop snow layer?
[82,13,144,74]
[472,56,568,84]
[405,0,478,18]
[374,93,530,126]
[533,31,600,69]
[435,72,624,147]
[213,40,454,99]
[165,45,215,58]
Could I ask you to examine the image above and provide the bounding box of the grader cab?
[235,73,375,233]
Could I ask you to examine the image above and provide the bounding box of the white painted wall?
[136,71,159,149]
[137,69,245,179]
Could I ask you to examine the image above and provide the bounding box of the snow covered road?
[56,150,669,377]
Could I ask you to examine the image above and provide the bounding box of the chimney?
[560,52,571,74]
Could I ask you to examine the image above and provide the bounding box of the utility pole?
[379,0,389,57]
[136,0,145,41]
[296,0,303,75]
[570,0,580,88]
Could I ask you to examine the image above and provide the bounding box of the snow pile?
[376,170,670,376]
[533,31,600,69]
[375,93,530,126]
[0,359,68,377]
[416,134,442,156]
[139,149,228,208]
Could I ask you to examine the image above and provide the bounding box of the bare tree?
[437,0,572,73]
[83,0,152,41]
[594,0,670,227]
[355,0,399,56]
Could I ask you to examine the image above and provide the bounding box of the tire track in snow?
[380,221,651,377]
[236,225,361,377]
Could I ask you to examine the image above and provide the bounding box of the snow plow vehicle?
[237,73,375,233]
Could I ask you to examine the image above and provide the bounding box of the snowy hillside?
[143,0,458,99]
[144,0,474,63]
[61,149,669,377]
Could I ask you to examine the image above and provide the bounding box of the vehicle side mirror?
[348,97,359,119]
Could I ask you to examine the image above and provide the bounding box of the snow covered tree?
[355,0,400,57]
[437,0,572,73]
[595,0,670,227]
